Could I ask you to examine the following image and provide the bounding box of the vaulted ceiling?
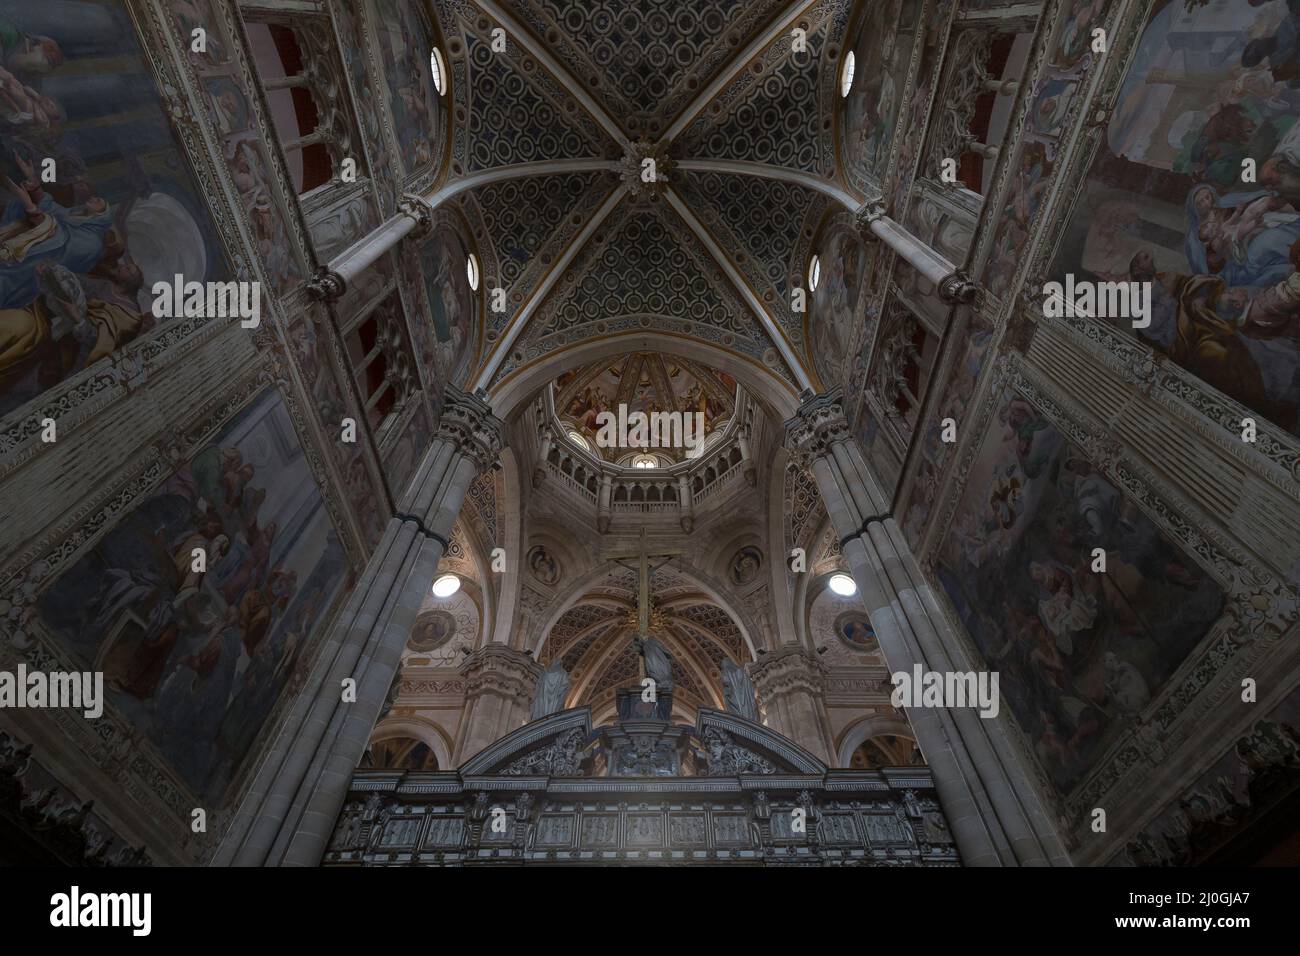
[537,562,750,722]
[424,0,866,403]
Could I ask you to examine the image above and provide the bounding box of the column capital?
[751,645,829,702]
[398,192,435,239]
[937,269,979,305]
[854,197,887,239]
[459,644,543,705]
[305,266,347,302]
[437,385,505,472]
[784,389,851,460]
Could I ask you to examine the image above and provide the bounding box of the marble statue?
[530,659,570,721]
[634,635,674,693]
[721,659,759,721]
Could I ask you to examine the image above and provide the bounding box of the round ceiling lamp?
[432,573,461,598]
[828,573,857,597]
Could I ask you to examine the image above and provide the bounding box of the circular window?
[431,573,461,598]
[828,573,857,597]
[566,429,589,451]
[633,455,658,469]
[466,253,480,290]
[840,51,855,98]
[430,47,447,96]
[807,255,821,292]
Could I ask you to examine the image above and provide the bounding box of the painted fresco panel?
[372,0,442,174]
[841,0,924,187]
[418,224,477,386]
[935,385,1224,804]
[0,1,229,420]
[35,388,349,805]
[1052,0,1300,435]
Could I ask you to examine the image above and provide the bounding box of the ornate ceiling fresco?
[552,352,739,461]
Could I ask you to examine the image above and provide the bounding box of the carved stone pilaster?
[305,266,347,302]
[784,389,851,461]
[437,385,505,473]
[459,644,543,708]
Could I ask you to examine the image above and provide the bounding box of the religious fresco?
[728,546,762,587]
[287,313,384,549]
[331,0,397,210]
[165,0,304,291]
[889,0,956,208]
[984,0,1112,297]
[840,0,923,188]
[554,352,736,460]
[1051,0,1300,436]
[809,223,868,388]
[901,0,1117,546]
[418,225,476,387]
[834,611,878,652]
[0,2,229,420]
[409,608,457,653]
[1123,684,1300,866]
[527,544,561,586]
[934,386,1224,804]
[371,0,443,174]
[34,388,349,806]
[382,400,433,501]
[900,309,996,544]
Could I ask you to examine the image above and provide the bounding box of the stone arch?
[369,715,455,770]
[487,331,800,424]
[835,714,918,768]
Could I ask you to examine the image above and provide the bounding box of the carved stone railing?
[325,708,958,866]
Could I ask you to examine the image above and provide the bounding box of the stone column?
[533,431,553,488]
[214,386,503,867]
[785,391,1067,866]
[738,427,756,486]
[749,647,834,765]
[306,193,432,301]
[597,474,613,533]
[452,645,543,764]
[677,474,693,532]
[855,201,977,305]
